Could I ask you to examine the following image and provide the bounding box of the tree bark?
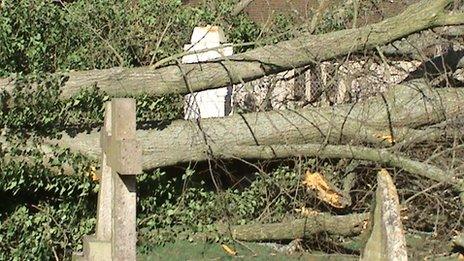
[218,213,368,241]
[0,0,462,99]
[53,80,464,170]
[379,26,464,60]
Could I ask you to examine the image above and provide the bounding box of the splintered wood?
[302,170,351,208]
[361,169,408,261]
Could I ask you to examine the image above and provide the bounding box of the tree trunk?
[217,213,368,241]
[53,80,464,170]
[1,0,462,99]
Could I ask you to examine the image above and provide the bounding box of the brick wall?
[183,0,317,24]
[244,0,313,24]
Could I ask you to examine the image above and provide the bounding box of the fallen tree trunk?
[0,0,462,99]
[51,81,464,192]
[54,81,464,169]
[379,26,464,60]
[145,213,367,255]
[218,213,368,241]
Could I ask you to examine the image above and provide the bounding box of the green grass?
[139,241,296,260]
[138,241,358,261]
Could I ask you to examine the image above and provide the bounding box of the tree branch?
[219,144,464,193]
[1,0,462,99]
[218,213,369,241]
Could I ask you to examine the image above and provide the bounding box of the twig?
[219,144,464,193]
[149,19,173,66]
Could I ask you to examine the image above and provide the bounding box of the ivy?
[0,0,309,259]
[0,73,183,136]
[0,0,298,77]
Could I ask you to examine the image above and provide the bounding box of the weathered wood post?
[74,98,141,261]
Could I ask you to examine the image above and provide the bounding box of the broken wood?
[453,233,464,249]
[361,169,408,261]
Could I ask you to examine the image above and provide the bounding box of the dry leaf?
[221,244,237,256]
[302,171,346,208]
[88,166,99,182]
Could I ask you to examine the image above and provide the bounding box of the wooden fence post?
[74,98,141,261]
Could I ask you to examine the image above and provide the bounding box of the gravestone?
[74,98,142,261]
[183,25,234,119]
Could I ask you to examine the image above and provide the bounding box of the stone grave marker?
[183,25,234,119]
[74,98,142,261]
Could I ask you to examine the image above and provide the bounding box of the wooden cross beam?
[75,98,141,261]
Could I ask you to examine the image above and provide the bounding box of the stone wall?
[233,43,464,112]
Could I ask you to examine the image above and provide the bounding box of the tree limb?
[1,0,462,99]
[218,213,369,241]
[220,144,464,193]
[53,81,464,170]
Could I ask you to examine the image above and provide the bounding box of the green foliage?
[0,141,96,197]
[0,0,301,259]
[0,73,183,135]
[137,166,306,250]
[1,74,75,135]
[0,201,96,260]
[0,137,98,260]
[0,0,67,75]
[0,0,295,77]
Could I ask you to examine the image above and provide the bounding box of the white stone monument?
[183,25,234,119]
